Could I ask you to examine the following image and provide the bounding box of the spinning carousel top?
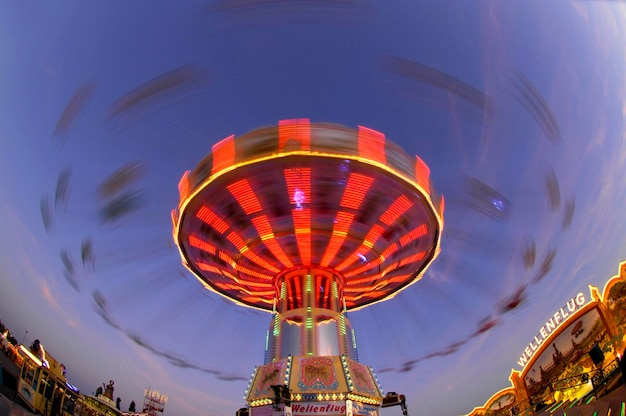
[172,119,444,311]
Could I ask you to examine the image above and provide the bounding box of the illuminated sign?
[517,292,586,368]
[290,402,346,415]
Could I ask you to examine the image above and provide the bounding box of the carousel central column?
[266,267,357,362]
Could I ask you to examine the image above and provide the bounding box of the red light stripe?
[240,295,274,305]
[398,251,426,267]
[320,234,345,267]
[340,173,374,209]
[250,215,274,238]
[335,254,358,272]
[178,170,190,199]
[292,208,311,265]
[320,212,354,267]
[398,224,428,247]
[279,119,310,152]
[196,262,222,274]
[226,231,247,252]
[196,206,229,234]
[242,250,281,273]
[189,234,216,254]
[211,134,235,175]
[284,168,311,208]
[345,256,383,277]
[218,251,233,265]
[381,243,399,260]
[234,264,274,281]
[264,239,294,268]
[227,179,262,214]
[380,195,413,225]
[362,224,385,248]
[414,155,431,193]
[240,280,274,288]
[384,274,415,284]
[358,126,386,164]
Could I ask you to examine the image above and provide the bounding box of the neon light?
[292,208,311,265]
[414,155,431,193]
[196,206,229,233]
[284,168,311,209]
[189,234,216,254]
[363,224,385,248]
[250,215,274,239]
[381,243,399,260]
[197,262,223,274]
[242,250,281,273]
[358,125,386,164]
[279,118,310,152]
[177,170,191,200]
[346,256,384,277]
[211,134,235,175]
[233,264,273,281]
[320,212,354,267]
[340,173,374,209]
[227,231,248,252]
[517,293,587,368]
[397,252,426,268]
[380,195,414,226]
[227,179,262,214]
[263,239,294,268]
[398,224,428,247]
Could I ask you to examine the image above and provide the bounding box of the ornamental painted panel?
[346,360,380,398]
[249,359,288,400]
[298,356,339,390]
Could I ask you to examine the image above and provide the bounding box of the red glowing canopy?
[172,119,444,311]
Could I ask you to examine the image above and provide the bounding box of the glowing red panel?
[284,168,311,208]
[335,253,358,272]
[189,234,216,254]
[398,224,428,247]
[279,119,310,152]
[398,252,426,267]
[292,208,311,265]
[178,170,190,200]
[242,250,281,274]
[227,231,247,252]
[241,281,274,288]
[340,173,374,210]
[320,212,354,267]
[218,251,233,265]
[263,239,294,269]
[250,215,274,238]
[234,264,274,281]
[211,134,235,175]
[196,206,229,234]
[345,256,383,278]
[380,195,413,226]
[358,126,386,164]
[197,262,222,274]
[381,243,399,260]
[362,224,385,248]
[227,179,262,214]
[414,155,431,193]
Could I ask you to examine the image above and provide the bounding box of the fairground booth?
[467,261,626,416]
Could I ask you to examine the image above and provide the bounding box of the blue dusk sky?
[1,2,626,416]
